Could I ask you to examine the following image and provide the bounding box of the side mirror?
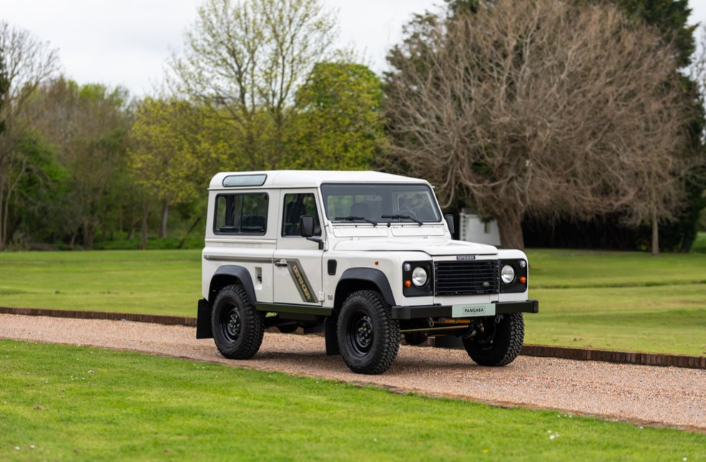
[445,214,455,236]
[300,215,315,238]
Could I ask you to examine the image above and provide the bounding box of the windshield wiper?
[335,216,378,227]
[382,214,423,226]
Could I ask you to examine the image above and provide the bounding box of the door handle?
[274,259,288,267]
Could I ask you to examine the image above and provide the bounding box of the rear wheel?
[337,290,400,375]
[212,284,265,359]
[462,313,524,366]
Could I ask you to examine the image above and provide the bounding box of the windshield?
[321,183,442,224]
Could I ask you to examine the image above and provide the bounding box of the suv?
[197,171,538,374]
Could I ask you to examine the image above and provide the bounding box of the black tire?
[403,319,431,346]
[211,284,265,359]
[337,290,400,375]
[276,323,298,334]
[404,331,428,346]
[462,313,524,367]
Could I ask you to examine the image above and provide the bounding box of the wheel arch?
[334,268,396,315]
[208,265,257,306]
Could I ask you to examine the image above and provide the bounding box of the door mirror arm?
[308,237,324,250]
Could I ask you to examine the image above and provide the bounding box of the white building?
[459,208,501,246]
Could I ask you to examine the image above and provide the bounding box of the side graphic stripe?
[204,255,272,263]
[285,259,317,303]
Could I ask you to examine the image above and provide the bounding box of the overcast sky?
[1,0,705,97]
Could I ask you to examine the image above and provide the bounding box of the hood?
[332,238,497,256]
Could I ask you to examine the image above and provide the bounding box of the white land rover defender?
[197,171,538,374]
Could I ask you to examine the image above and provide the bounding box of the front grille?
[434,260,500,296]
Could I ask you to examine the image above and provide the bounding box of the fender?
[208,265,257,306]
[336,268,396,307]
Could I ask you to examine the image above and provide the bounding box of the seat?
[284,201,305,236]
[240,214,265,233]
[349,202,371,219]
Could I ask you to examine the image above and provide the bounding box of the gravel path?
[2,314,705,431]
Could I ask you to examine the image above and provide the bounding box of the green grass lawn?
[527,247,706,288]
[526,285,706,355]
[0,237,705,356]
[1,340,704,462]
[524,241,706,355]
[0,250,201,316]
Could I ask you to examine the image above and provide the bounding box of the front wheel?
[337,290,400,375]
[462,313,524,367]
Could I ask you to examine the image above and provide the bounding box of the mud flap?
[196,299,213,339]
[324,316,340,356]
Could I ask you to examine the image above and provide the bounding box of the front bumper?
[391,300,539,320]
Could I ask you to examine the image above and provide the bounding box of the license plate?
[452,303,496,318]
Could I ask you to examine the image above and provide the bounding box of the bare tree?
[168,0,337,169]
[689,27,706,249]
[0,22,60,249]
[384,0,687,250]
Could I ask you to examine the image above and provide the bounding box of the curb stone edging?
[1,306,704,370]
[519,344,706,370]
[0,306,196,327]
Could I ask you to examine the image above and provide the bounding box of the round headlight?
[412,267,428,287]
[501,265,515,284]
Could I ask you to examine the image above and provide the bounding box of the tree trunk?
[159,197,169,239]
[118,208,122,240]
[2,180,12,250]
[178,214,203,249]
[2,158,28,250]
[85,221,95,249]
[140,198,149,250]
[82,220,90,249]
[651,204,659,257]
[0,171,5,251]
[495,210,525,250]
[69,230,78,249]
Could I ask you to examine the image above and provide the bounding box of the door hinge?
[318,291,325,302]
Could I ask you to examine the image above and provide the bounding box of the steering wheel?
[398,210,418,220]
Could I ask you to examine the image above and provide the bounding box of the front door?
[273,190,325,305]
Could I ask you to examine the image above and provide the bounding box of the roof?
[208,170,429,190]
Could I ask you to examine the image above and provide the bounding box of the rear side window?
[214,193,269,235]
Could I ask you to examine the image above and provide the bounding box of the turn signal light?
[404,280,412,288]
[519,276,527,284]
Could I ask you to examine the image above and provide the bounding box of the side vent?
[327,260,337,276]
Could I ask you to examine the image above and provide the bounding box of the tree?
[168,0,336,170]
[384,0,687,250]
[26,79,132,248]
[573,0,703,254]
[129,97,228,239]
[0,52,9,135]
[287,62,385,170]
[0,22,60,249]
[447,0,705,253]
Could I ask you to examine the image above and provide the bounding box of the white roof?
[209,170,428,190]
